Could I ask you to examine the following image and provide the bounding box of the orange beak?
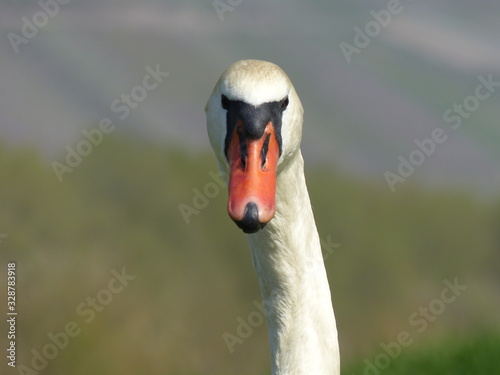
[227,121,279,233]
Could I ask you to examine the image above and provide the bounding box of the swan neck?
[247,152,340,375]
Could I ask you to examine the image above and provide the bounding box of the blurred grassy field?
[1,135,499,374]
[343,333,500,375]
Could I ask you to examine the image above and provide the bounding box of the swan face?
[206,60,303,233]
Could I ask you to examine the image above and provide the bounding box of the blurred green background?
[1,1,500,374]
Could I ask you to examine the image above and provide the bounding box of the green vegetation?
[343,333,500,375]
[1,136,499,375]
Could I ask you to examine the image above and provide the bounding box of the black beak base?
[233,202,267,234]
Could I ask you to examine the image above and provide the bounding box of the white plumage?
[206,60,340,375]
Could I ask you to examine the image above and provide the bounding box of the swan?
[206,60,340,375]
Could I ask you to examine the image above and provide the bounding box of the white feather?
[206,60,340,375]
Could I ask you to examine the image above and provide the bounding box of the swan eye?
[221,94,230,110]
[280,97,289,112]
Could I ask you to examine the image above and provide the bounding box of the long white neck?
[247,151,340,375]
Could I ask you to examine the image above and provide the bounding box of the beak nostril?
[260,133,271,169]
[261,156,267,169]
[236,123,248,170]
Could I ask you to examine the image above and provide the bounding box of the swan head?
[206,60,303,233]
